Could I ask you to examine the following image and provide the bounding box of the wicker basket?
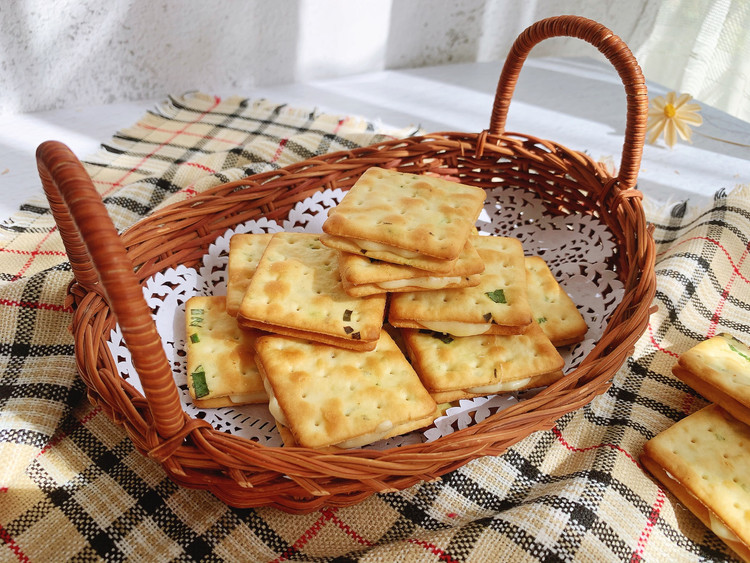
[37,16,655,513]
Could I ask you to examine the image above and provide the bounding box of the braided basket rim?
[66,130,656,513]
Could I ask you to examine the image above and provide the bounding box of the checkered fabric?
[1,93,749,562]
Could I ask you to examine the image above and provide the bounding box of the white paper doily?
[107,186,623,448]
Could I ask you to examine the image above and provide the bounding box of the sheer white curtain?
[635,0,750,122]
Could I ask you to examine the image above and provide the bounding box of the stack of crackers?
[184,167,588,451]
[641,333,750,561]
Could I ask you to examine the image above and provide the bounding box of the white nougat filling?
[228,392,263,404]
[420,321,492,337]
[467,377,533,394]
[376,276,462,290]
[352,238,421,259]
[661,468,742,545]
[263,374,398,448]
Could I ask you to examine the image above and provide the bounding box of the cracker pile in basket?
[184,167,588,450]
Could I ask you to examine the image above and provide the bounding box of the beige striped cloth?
[1,92,749,562]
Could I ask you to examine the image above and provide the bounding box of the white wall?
[1,0,747,120]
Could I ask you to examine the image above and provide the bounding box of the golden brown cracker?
[388,235,533,336]
[254,331,438,449]
[525,256,587,347]
[321,167,485,262]
[674,333,750,426]
[402,322,564,400]
[237,232,386,351]
[338,240,483,296]
[226,233,274,317]
[185,295,266,407]
[642,404,750,561]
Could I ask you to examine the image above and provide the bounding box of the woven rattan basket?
[38,16,655,513]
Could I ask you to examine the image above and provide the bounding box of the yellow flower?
[646,92,703,148]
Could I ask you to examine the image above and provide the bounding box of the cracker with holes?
[185,295,266,407]
[254,331,439,449]
[388,235,533,337]
[401,322,564,403]
[641,404,750,562]
[525,256,588,347]
[673,333,750,427]
[320,167,486,273]
[339,240,484,297]
[237,232,386,351]
[225,233,274,317]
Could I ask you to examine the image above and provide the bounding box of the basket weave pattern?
[37,16,655,513]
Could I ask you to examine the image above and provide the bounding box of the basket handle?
[489,15,648,190]
[37,140,185,438]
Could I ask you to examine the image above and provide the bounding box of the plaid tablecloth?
[1,93,748,562]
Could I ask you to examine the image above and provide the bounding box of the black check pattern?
[1,93,749,561]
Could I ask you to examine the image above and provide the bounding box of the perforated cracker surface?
[185,295,266,405]
[237,232,386,348]
[402,322,564,393]
[226,233,274,317]
[255,331,437,449]
[389,235,532,331]
[322,167,485,260]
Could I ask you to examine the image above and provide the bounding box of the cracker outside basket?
[37,16,656,514]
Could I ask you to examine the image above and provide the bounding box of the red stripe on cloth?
[0,298,69,313]
[328,511,373,547]
[630,489,666,563]
[0,248,67,258]
[551,427,642,468]
[333,118,346,134]
[101,96,222,198]
[179,187,199,199]
[406,538,461,563]
[681,393,696,416]
[656,236,750,284]
[9,227,57,281]
[183,162,217,174]
[270,138,288,163]
[269,508,334,563]
[134,122,244,147]
[647,322,680,359]
[706,240,750,339]
[37,405,103,457]
[0,523,30,563]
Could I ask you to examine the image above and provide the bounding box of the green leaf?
[191,367,209,398]
[485,289,507,304]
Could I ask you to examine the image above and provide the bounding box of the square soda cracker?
[236,232,386,351]
[401,321,565,403]
[185,295,266,407]
[673,333,750,427]
[388,235,533,336]
[321,167,486,263]
[525,256,588,347]
[641,404,750,562]
[225,233,274,317]
[338,241,483,297]
[254,331,438,449]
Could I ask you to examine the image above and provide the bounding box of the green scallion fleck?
[191,367,209,398]
[537,317,547,324]
[729,343,750,362]
[419,329,454,344]
[343,309,353,322]
[485,289,507,304]
[190,333,200,343]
